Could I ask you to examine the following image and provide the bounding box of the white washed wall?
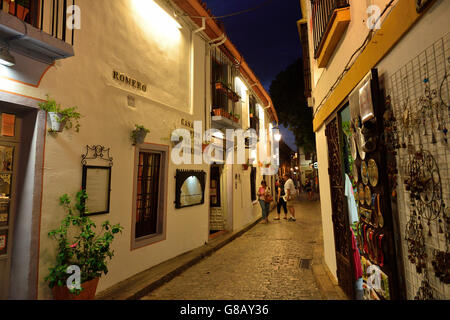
[36,0,210,299]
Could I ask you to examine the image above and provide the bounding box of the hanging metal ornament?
[404,151,444,236]
[414,279,435,300]
[431,249,450,284]
[405,213,427,273]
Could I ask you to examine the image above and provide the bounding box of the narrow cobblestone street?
[142,195,330,300]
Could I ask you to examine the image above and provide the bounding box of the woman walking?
[258,180,271,224]
[274,179,288,220]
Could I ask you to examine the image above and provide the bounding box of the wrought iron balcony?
[311,0,350,65]
[0,0,75,64]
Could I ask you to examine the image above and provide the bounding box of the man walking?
[283,173,296,222]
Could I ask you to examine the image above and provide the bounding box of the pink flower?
[70,243,78,248]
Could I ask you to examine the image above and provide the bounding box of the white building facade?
[0,0,278,299]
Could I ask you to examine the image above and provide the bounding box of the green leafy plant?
[45,191,123,294]
[131,124,150,145]
[38,95,81,132]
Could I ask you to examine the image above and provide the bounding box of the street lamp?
[273,127,281,142]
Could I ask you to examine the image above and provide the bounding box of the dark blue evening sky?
[204,0,302,150]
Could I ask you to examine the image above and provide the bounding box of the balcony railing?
[0,0,75,45]
[311,0,349,58]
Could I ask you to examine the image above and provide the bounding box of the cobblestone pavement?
[143,195,325,300]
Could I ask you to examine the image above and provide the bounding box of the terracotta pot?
[213,108,222,116]
[215,82,223,90]
[52,277,99,300]
[242,164,249,170]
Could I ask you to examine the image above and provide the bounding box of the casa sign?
[113,71,147,92]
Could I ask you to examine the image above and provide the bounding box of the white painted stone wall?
[35,0,211,299]
[0,0,276,299]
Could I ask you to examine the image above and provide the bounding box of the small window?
[132,144,168,249]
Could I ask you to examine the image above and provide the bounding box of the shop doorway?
[209,165,225,237]
[325,114,356,299]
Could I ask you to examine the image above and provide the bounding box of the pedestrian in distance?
[283,173,296,221]
[306,178,312,200]
[308,177,315,201]
[258,180,272,224]
[274,179,288,220]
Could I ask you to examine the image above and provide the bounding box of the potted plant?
[215,82,224,91]
[39,95,81,133]
[212,108,222,117]
[242,159,253,170]
[45,191,123,300]
[131,124,150,145]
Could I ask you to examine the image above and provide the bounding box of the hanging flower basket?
[131,125,150,146]
[39,95,81,133]
[47,112,67,133]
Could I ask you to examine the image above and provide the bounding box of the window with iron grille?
[249,95,259,135]
[211,49,239,116]
[132,145,168,249]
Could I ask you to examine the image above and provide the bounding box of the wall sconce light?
[0,47,15,67]
[274,128,281,142]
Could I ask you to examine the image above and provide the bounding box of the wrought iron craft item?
[431,250,450,284]
[403,151,444,235]
[405,213,427,274]
[414,279,434,300]
[81,145,113,167]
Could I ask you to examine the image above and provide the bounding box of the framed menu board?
[81,166,112,216]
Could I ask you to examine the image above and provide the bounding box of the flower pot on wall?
[47,112,67,132]
[133,130,148,145]
[52,277,99,300]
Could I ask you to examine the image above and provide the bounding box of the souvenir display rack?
[346,69,404,300]
[387,33,450,299]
